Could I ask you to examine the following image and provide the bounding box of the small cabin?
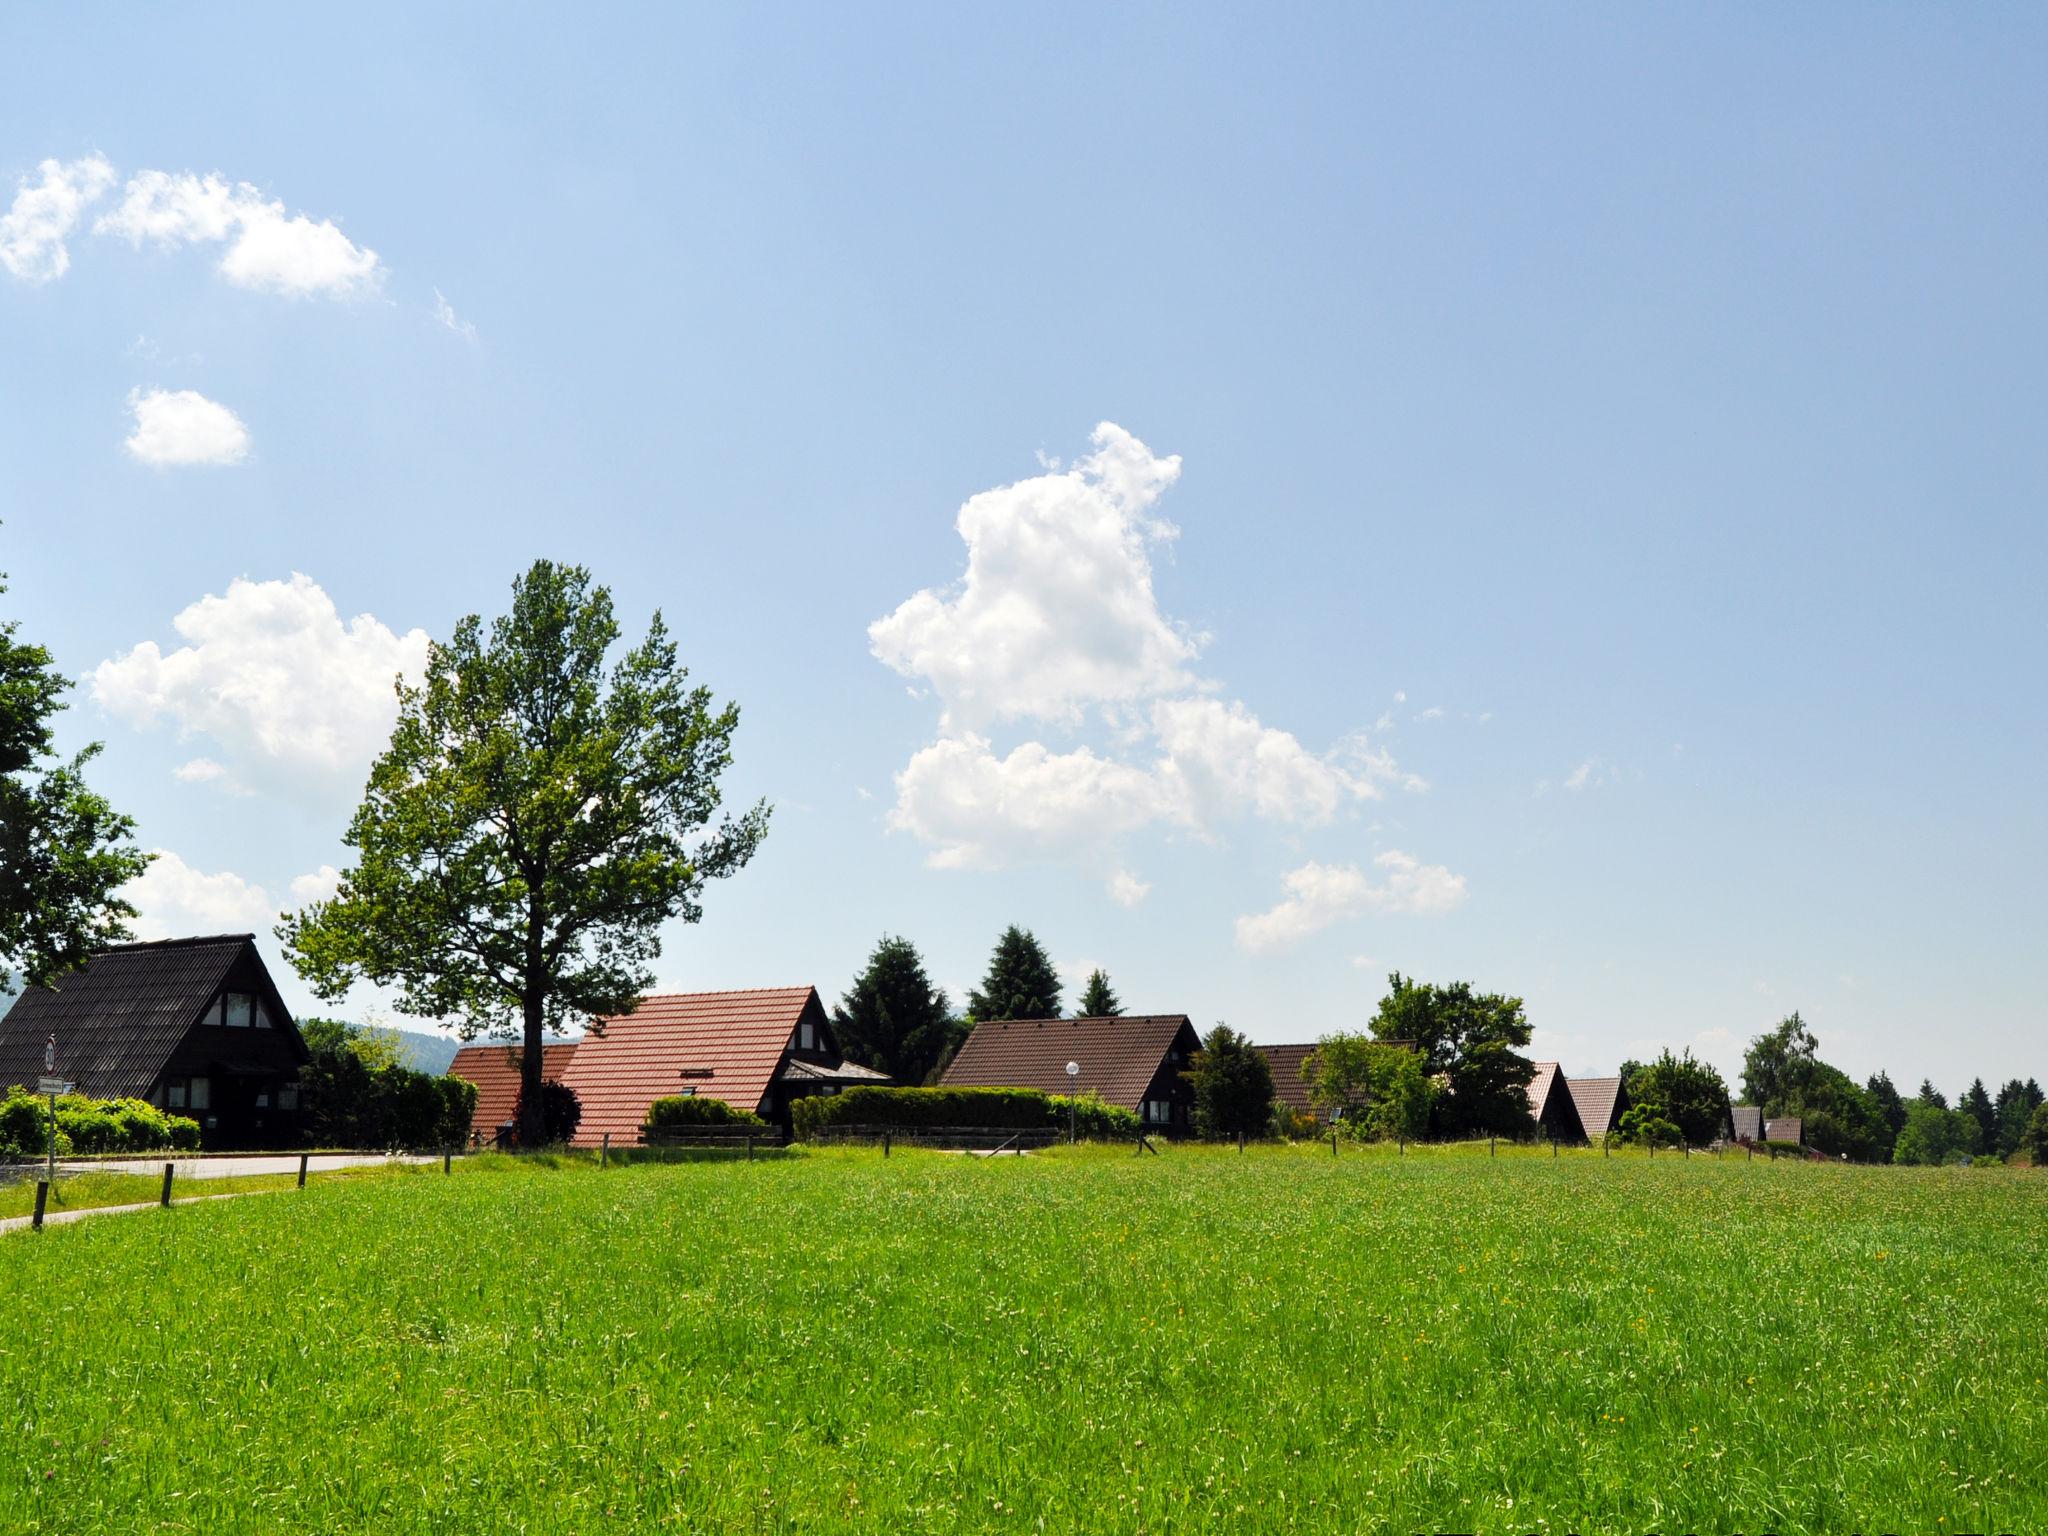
[0,934,310,1150]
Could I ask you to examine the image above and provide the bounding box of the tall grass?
[0,1144,2041,1533]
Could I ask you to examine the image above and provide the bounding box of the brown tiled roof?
[780,1057,892,1086]
[560,987,820,1147]
[1731,1105,1763,1142]
[448,1041,579,1142]
[1765,1115,1802,1145]
[1257,1044,1319,1113]
[1567,1075,1629,1140]
[941,1015,1199,1111]
[1526,1061,1562,1120]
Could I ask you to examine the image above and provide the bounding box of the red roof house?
[941,1015,1202,1130]
[1257,1043,1320,1116]
[447,1040,579,1146]
[1526,1061,1588,1142]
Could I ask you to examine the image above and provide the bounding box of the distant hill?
[392,1028,462,1076]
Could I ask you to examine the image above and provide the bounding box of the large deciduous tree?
[1368,973,1535,1138]
[832,934,962,1085]
[1302,1032,1436,1142]
[965,925,1062,1022]
[1184,1023,1274,1138]
[0,554,151,990]
[280,560,770,1143]
[1624,1049,1731,1148]
[1742,1014,1887,1160]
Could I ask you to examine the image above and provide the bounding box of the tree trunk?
[518,989,547,1146]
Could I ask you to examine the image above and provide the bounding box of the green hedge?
[645,1095,766,1129]
[0,1087,201,1158]
[791,1086,1142,1141]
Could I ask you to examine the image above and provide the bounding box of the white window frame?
[222,992,254,1028]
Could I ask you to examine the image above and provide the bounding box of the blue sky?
[3,5,2042,1093]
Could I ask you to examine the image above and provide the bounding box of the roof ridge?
[629,984,815,1000]
[93,933,255,952]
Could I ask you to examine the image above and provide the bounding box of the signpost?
[39,1035,71,1185]
[1064,1061,1080,1142]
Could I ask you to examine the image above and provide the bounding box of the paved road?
[0,1187,282,1236]
[56,1152,439,1180]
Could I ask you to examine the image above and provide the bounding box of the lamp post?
[1065,1060,1079,1142]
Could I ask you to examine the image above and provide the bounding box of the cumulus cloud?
[874,423,1425,896]
[122,850,280,941]
[1234,852,1468,954]
[123,387,250,467]
[1107,870,1152,908]
[0,154,115,282]
[289,865,344,903]
[93,573,429,800]
[96,168,379,297]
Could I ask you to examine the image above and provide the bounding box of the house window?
[166,1081,186,1109]
[1144,1099,1171,1124]
[798,1021,817,1051]
[188,1077,211,1111]
[253,1001,272,1029]
[223,993,255,1028]
[277,1085,300,1112]
[255,1090,271,1110]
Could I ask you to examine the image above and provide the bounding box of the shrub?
[793,1086,1053,1139]
[646,1095,766,1130]
[0,1087,69,1159]
[166,1115,201,1150]
[1614,1105,1683,1148]
[1187,1024,1275,1139]
[1271,1102,1324,1141]
[435,1074,478,1148]
[2,1088,194,1157]
[512,1079,582,1145]
[1048,1093,1139,1140]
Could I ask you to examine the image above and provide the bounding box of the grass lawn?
[0,1163,418,1223]
[1,1144,2042,1534]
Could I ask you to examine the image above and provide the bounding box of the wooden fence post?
[160,1162,174,1207]
[1490,1134,1496,1158]
[600,1132,610,1170]
[883,1132,890,1158]
[31,1180,48,1230]
[1330,1130,1338,1157]
[1603,1135,1610,1159]
[444,1148,452,1175]
[297,1152,309,1189]
[1238,1131,1245,1154]
[746,1134,755,1162]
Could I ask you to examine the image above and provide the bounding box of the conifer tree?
[966,925,1062,1021]
[1078,968,1122,1018]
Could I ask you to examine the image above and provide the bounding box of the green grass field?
[1,1144,2042,1534]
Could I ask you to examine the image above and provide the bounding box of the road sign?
[37,1077,72,1095]
[44,1034,55,1073]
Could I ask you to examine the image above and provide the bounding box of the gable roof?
[941,1015,1198,1111]
[1765,1115,1803,1145]
[1257,1044,1319,1114]
[559,987,823,1146]
[1526,1061,1563,1120]
[447,1041,580,1143]
[1731,1105,1763,1142]
[1567,1075,1629,1140]
[0,934,297,1100]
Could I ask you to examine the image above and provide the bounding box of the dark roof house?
[942,1015,1203,1130]
[1764,1115,1803,1145]
[1566,1075,1632,1142]
[1257,1043,1320,1117]
[0,934,310,1149]
[449,987,887,1145]
[1526,1062,1588,1142]
[1731,1105,1763,1143]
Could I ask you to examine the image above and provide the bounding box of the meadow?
[0,1143,2042,1534]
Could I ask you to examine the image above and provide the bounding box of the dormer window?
[222,993,255,1028]
[798,1021,817,1051]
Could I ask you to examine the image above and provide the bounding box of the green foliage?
[1614,1104,1682,1148]
[2020,1102,2048,1165]
[1892,1100,1984,1166]
[1049,1092,1140,1140]
[0,551,152,991]
[1993,1078,2044,1159]
[0,1086,197,1158]
[1915,1079,1947,1110]
[303,1019,475,1148]
[512,1080,582,1146]
[1302,1033,1436,1142]
[965,926,1062,1022]
[1960,1077,1998,1154]
[280,560,770,1143]
[645,1095,766,1129]
[1185,1023,1274,1138]
[1865,1070,1908,1161]
[1624,1049,1730,1147]
[1741,1016,1888,1160]
[1369,974,1533,1138]
[792,1085,1055,1138]
[831,934,962,1085]
[1077,969,1122,1018]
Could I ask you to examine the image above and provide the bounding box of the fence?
[808,1123,1065,1153]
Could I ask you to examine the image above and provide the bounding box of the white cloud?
[93,573,429,800]
[289,865,344,904]
[172,756,228,783]
[96,169,379,297]
[122,850,279,941]
[0,154,115,282]
[433,288,477,342]
[874,424,1419,892]
[1563,757,1622,792]
[1350,954,1381,970]
[870,422,1198,729]
[123,387,250,467]
[1107,869,1151,908]
[1234,851,1468,954]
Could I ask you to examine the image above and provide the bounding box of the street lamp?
[1065,1060,1079,1142]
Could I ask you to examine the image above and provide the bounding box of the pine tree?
[1960,1078,1998,1154]
[966,925,1062,1021]
[832,934,962,1085]
[1994,1079,2046,1158]
[1078,969,1122,1018]
[1916,1079,1947,1110]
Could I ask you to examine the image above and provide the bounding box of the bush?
[512,1079,582,1145]
[1,1088,196,1158]
[1048,1093,1140,1140]
[646,1095,766,1130]
[435,1075,478,1148]
[794,1086,1054,1139]
[0,1088,68,1159]
[1614,1104,1683,1148]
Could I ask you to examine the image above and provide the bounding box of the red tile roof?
[448,1041,579,1143]
[560,987,821,1147]
[1257,1044,1319,1113]
[1527,1061,1562,1120]
[1567,1075,1629,1140]
[941,1015,1198,1111]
